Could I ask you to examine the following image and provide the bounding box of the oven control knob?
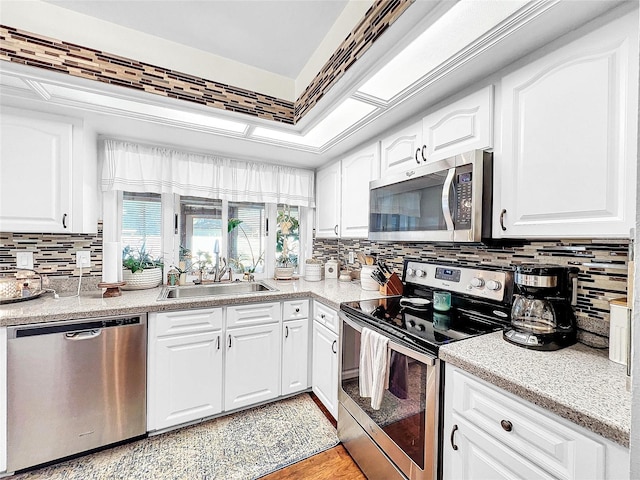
[406,268,415,277]
[470,277,485,288]
[408,320,416,328]
[415,269,426,278]
[486,280,502,291]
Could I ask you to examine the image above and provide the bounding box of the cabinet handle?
[228,334,232,349]
[217,335,220,350]
[295,307,300,313]
[501,420,513,432]
[285,326,289,338]
[415,148,421,164]
[499,209,507,231]
[334,224,339,236]
[320,313,326,319]
[450,424,459,450]
[421,145,427,162]
[331,339,337,354]
[62,213,68,229]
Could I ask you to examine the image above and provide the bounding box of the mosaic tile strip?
[0,26,295,124]
[0,0,412,125]
[0,223,103,292]
[313,237,630,347]
[294,0,412,122]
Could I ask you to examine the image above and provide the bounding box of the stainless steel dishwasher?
[7,314,147,472]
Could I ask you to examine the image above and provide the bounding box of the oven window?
[341,325,429,469]
[369,172,449,234]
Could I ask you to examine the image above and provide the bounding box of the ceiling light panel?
[357,0,528,101]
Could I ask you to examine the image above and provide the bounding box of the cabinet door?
[380,121,423,176]
[311,320,338,419]
[281,318,309,395]
[148,331,223,431]
[422,85,493,163]
[497,13,637,238]
[315,161,341,238]
[0,112,72,233]
[340,143,380,238]
[225,323,281,411]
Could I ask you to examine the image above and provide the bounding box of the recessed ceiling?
[40,0,349,79]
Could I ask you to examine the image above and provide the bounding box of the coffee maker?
[503,264,579,350]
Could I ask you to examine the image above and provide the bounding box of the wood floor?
[260,394,366,480]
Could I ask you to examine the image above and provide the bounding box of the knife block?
[379,272,403,296]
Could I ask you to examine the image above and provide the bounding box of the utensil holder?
[379,273,403,296]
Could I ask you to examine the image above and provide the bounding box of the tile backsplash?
[0,223,103,292]
[313,237,630,349]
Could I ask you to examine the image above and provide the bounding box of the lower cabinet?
[281,318,310,395]
[147,308,223,432]
[225,322,281,411]
[312,318,339,419]
[443,364,630,480]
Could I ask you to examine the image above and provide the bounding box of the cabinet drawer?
[227,302,281,328]
[313,300,339,334]
[150,309,222,337]
[283,299,309,321]
[450,368,606,479]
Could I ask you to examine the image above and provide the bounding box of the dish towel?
[359,327,389,410]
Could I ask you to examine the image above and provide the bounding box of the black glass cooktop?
[340,295,509,355]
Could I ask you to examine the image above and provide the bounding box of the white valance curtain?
[101,139,315,207]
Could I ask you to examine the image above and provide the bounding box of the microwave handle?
[441,167,456,231]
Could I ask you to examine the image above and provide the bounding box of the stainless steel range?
[338,260,513,480]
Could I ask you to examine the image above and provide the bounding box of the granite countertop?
[0,278,383,326]
[439,331,631,447]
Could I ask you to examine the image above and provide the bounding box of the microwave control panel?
[455,167,473,228]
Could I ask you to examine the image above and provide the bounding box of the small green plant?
[276,206,299,268]
[122,243,163,273]
[228,218,264,273]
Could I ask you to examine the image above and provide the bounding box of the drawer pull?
[450,424,459,450]
[320,313,326,319]
[295,307,300,313]
[501,420,513,432]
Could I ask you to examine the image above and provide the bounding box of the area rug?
[13,393,339,480]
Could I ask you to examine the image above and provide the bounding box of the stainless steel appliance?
[7,314,147,472]
[338,260,513,480]
[369,150,492,243]
[504,264,579,350]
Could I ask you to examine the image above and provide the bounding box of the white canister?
[325,259,340,279]
[360,265,379,291]
[304,263,323,282]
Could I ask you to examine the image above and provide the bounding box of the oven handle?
[340,312,436,366]
[441,167,456,231]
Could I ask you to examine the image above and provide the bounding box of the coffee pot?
[504,264,579,350]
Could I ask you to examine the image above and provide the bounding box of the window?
[228,202,266,274]
[179,196,223,271]
[276,205,299,271]
[121,192,162,258]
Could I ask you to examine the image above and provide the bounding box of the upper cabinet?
[315,143,379,239]
[380,121,423,177]
[422,85,494,164]
[0,107,94,234]
[495,12,638,238]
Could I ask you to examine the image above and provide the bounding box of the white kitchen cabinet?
[281,318,309,395]
[312,302,339,419]
[225,321,281,411]
[443,364,630,480]
[315,161,341,238]
[340,143,380,238]
[380,121,424,177]
[421,85,493,164]
[315,143,379,239]
[0,107,88,233]
[495,12,637,238]
[0,327,6,473]
[147,309,223,432]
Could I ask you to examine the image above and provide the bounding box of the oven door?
[338,313,440,480]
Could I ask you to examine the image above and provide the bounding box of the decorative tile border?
[313,237,630,347]
[0,0,412,125]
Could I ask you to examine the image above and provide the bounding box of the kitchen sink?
[157,281,277,300]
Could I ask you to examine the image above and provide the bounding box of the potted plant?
[275,206,298,279]
[122,243,164,290]
[228,218,264,280]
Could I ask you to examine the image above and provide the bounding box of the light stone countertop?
[0,278,383,326]
[439,331,631,447]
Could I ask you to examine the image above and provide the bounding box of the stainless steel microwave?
[369,150,492,243]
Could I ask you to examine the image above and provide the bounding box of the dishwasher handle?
[65,329,102,340]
